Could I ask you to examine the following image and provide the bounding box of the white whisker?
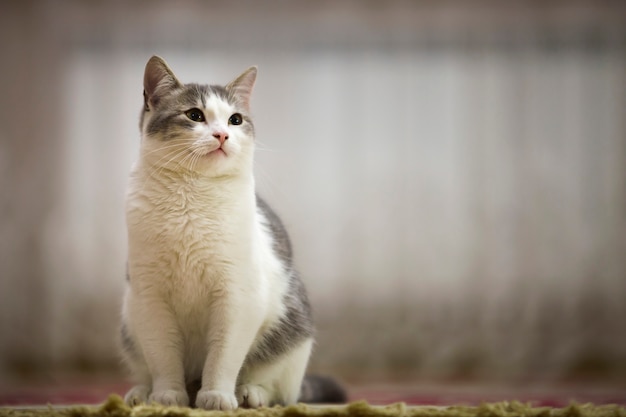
[138,145,193,193]
[255,139,285,154]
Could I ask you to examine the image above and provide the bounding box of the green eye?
[229,113,243,126]
[185,108,205,122]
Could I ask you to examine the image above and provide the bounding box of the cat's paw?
[149,389,189,407]
[125,384,151,407]
[196,390,238,410]
[237,384,271,408]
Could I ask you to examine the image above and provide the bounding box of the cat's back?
[255,196,293,267]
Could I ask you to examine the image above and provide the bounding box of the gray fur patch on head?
[139,57,257,141]
[142,81,254,141]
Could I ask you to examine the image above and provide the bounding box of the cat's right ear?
[143,56,182,110]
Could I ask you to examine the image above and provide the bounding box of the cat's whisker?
[138,146,194,192]
[144,143,190,169]
[179,149,201,173]
[142,149,188,182]
[255,146,284,154]
[188,152,202,173]
[254,140,284,153]
[156,147,193,173]
[142,140,195,157]
[254,163,290,203]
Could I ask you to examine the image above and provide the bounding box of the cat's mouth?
[205,147,227,157]
[207,146,227,156]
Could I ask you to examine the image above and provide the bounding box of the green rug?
[1,395,624,417]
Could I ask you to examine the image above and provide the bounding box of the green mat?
[1,395,624,417]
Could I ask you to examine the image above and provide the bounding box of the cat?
[120,56,345,410]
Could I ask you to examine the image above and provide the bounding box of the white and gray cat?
[120,56,344,410]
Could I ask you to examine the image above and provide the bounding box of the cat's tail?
[298,374,347,403]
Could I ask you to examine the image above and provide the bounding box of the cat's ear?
[143,56,182,109]
[226,66,257,111]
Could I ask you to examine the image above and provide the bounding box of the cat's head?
[140,56,257,178]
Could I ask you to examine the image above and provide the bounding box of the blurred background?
[1,0,625,388]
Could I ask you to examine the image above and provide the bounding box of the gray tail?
[298,375,347,403]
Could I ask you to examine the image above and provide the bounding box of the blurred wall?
[1,1,625,382]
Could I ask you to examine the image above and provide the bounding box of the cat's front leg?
[123,356,152,406]
[128,292,189,407]
[196,287,264,410]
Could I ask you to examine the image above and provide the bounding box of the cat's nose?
[212,131,229,145]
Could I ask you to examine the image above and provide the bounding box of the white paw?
[125,385,151,406]
[196,390,238,410]
[149,389,189,407]
[237,384,270,408]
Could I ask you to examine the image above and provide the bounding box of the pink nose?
[213,131,229,145]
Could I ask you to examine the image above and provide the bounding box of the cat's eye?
[229,113,243,126]
[185,108,205,122]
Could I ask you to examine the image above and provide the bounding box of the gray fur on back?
[244,196,314,366]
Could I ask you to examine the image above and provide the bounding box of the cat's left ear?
[226,66,257,111]
[144,56,182,109]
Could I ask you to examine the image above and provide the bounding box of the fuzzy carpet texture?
[1,395,625,417]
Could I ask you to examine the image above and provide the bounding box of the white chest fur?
[127,166,259,294]
[125,164,288,348]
